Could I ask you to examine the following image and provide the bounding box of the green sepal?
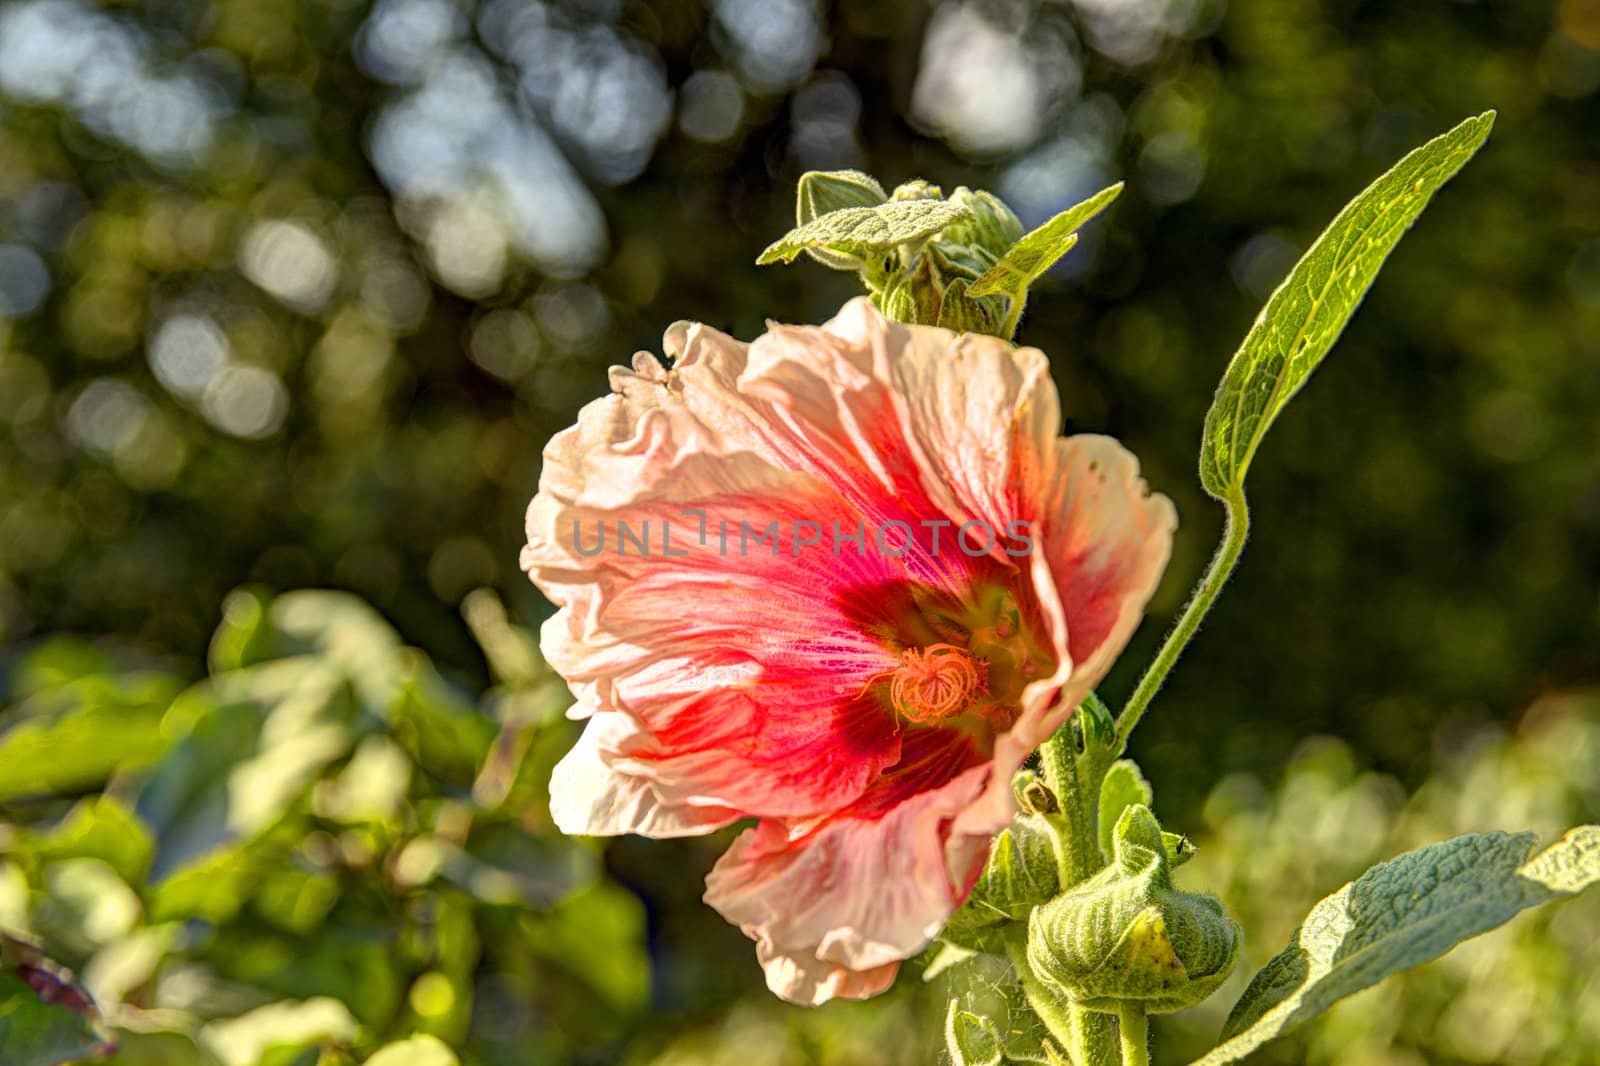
[966,183,1123,336]
[969,183,1121,301]
[937,277,1008,335]
[1098,760,1153,862]
[945,1000,1005,1066]
[1075,692,1117,756]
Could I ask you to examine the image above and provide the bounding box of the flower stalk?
[1040,721,1100,886]
[1118,1004,1150,1066]
[1115,484,1250,752]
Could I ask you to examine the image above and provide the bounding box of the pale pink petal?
[704,756,993,1005]
[754,949,899,1007]
[549,712,740,837]
[1040,435,1177,707]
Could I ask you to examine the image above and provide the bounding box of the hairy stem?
[1118,1004,1149,1066]
[1070,1011,1123,1066]
[1116,484,1251,751]
[1039,724,1097,885]
[1005,934,1075,1054]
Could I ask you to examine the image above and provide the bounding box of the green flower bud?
[939,187,1024,259]
[890,179,944,202]
[1076,693,1117,755]
[939,766,1073,952]
[1026,805,1240,1014]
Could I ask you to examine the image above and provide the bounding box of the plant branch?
[1115,483,1251,752]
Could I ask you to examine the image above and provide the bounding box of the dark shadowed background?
[1,1,1597,1063]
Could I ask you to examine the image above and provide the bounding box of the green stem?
[1039,725,1096,885]
[1070,1011,1122,1066]
[1115,484,1251,752]
[999,295,1025,341]
[1005,934,1076,1055]
[1118,1004,1149,1066]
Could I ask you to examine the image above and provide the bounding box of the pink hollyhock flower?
[523,298,1175,1005]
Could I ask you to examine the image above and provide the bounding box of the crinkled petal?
[704,751,992,1005]
[549,712,741,837]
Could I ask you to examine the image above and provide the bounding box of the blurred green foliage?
[0,0,1594,800]
[0,589,643,1064]
[2,0,1599,1061]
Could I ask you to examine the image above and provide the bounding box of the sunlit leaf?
[1191,825,1600,1065]
[365,1035,459,1066]
[756,199,972,265]
[0,683,173,803]
[199,997,358,1066]
[968,183,1122,301]
[25,796,153,888]
[795,170,889,270]
[1198,112,1494,498]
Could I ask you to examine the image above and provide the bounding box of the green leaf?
[200,998,359,1066]
[756,199,972,265]
[795,170,889,270]
[365,1035,459,1066]
[524,881,650,1014]
[0,968,105,1066]
[1198,111,1494,499]
[25,796,154,888]
[1098,761,1153,861]
[1190,825,1600,1065]
[0,679,174,803]
[945,1000,1004,1066]
[968,183,1122,301]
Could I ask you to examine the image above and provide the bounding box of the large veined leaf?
[1198,111,1494,499]
[1190,825,1600,1065]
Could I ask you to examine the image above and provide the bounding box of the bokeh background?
[0,0,1597,1063]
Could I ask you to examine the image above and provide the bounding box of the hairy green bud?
[939,187,1024,261]
[1026,805,1240,1014]
[890,178,944,202]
